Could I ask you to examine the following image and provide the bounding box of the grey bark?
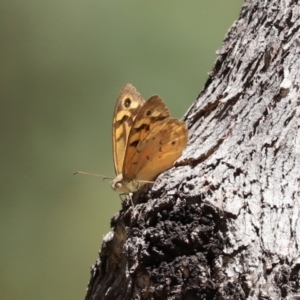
[85,0,300,299]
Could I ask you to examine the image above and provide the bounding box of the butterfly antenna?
[73,171,112,181]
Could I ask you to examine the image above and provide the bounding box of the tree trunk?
[85,0,300,299]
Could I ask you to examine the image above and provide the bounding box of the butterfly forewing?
[112,84,145,175]
[122,95,171,176]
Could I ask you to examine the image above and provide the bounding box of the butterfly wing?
[123,96,187,182]
[122,95,170,176]
[112,84,145,175]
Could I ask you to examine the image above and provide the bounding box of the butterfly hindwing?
[125,118,187,182]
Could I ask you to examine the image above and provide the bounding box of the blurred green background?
[1,1,242,299]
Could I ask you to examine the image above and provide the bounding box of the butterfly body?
[111,84,188,194]
[111,174,139,193]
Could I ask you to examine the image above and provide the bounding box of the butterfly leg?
[128,193,134,207]
[119,193,135,207]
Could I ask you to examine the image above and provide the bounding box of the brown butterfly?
[111,84,188,194]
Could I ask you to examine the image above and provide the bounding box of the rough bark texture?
[85,1,300,299]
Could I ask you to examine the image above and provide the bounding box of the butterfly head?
[111,174,140,193]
